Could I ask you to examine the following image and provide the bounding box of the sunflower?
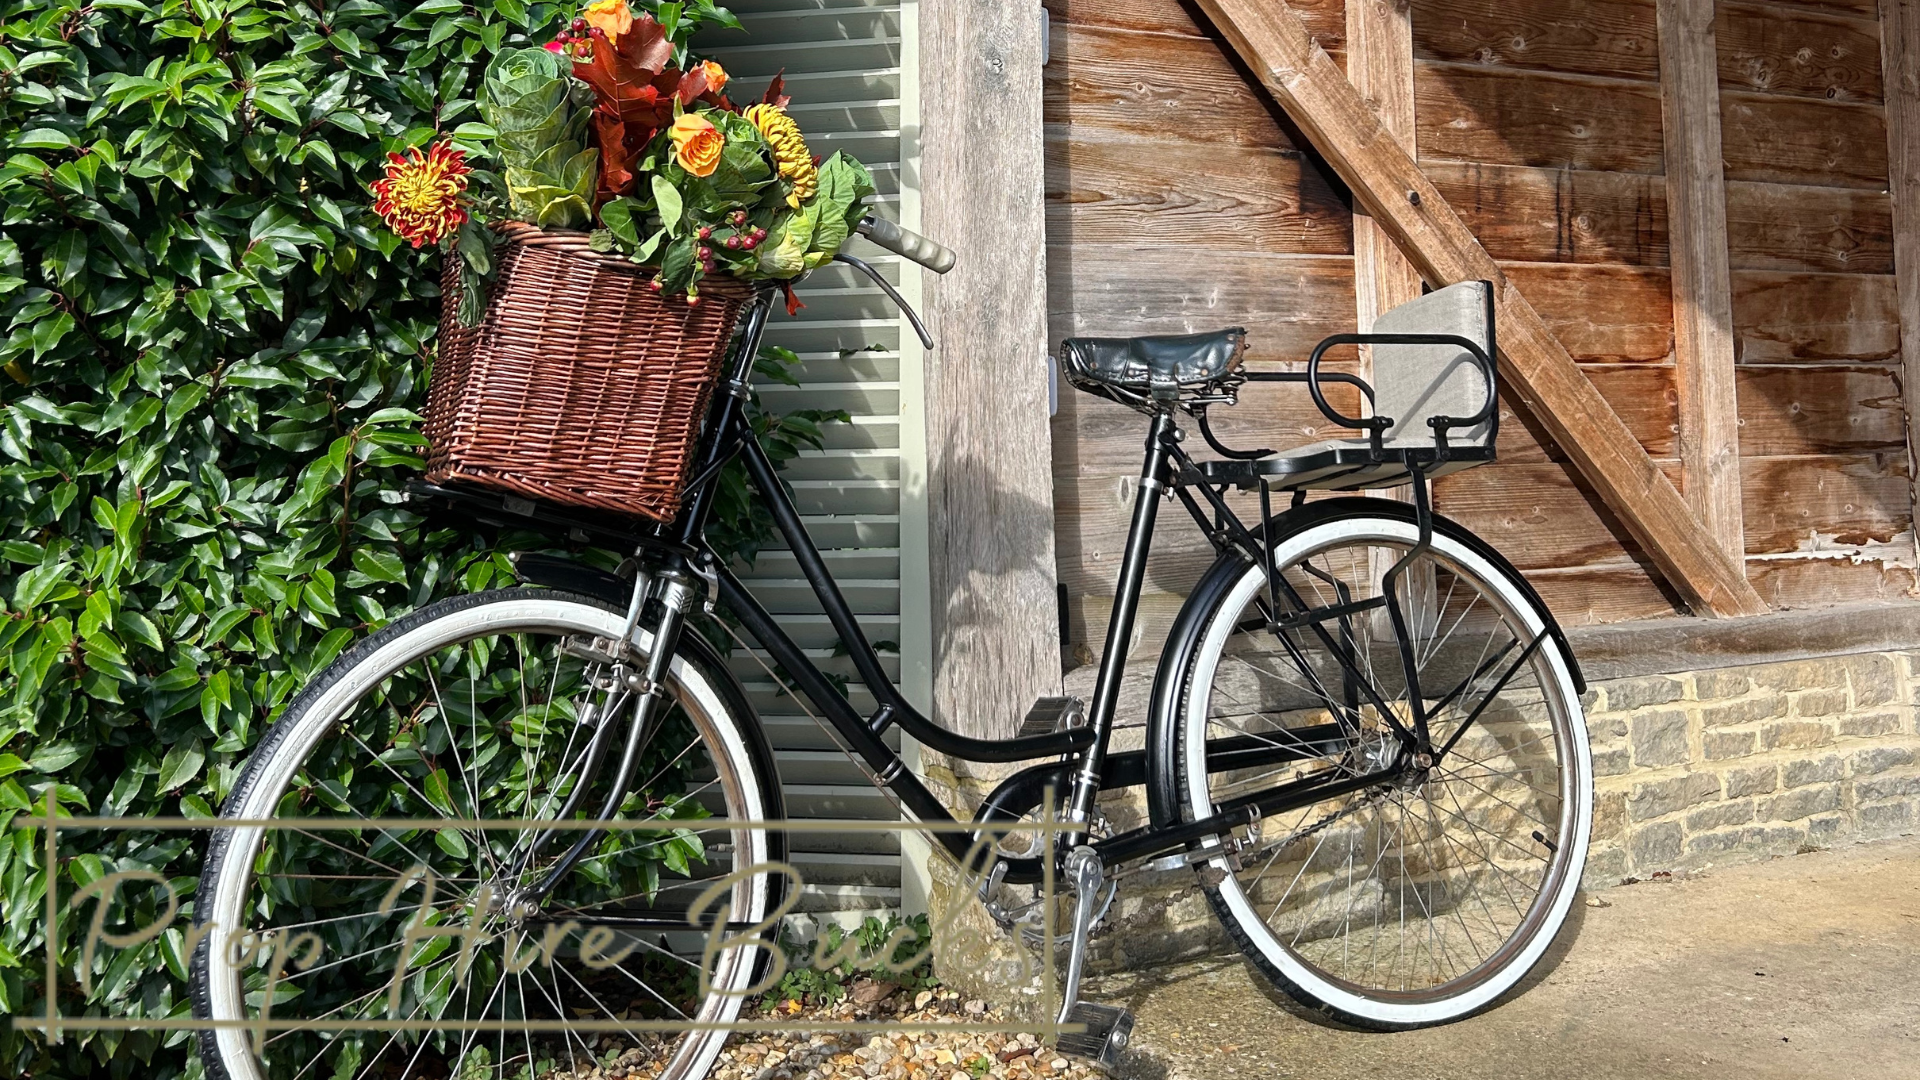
[371,140,471,248]
[744,104,817,208]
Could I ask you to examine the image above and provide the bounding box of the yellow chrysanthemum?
[745,103,817,209]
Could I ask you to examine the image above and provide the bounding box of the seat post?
[1068,409,1179,832]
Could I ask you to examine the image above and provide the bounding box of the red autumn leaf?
[572,15,741,202]
[761,71,790,108]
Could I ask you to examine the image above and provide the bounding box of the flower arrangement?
[370,0,874,315]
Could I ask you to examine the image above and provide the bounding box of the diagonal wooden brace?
[1192,0,1768,618]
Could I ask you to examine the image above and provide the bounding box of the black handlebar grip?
[856,216,957,275]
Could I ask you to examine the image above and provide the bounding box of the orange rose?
[669,113,723,177]
[700,60,728,93]
[582,0,631,40]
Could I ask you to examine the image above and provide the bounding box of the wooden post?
[1657,0,1748,568]
[1190,0,1770,616]
[1883,0,1920,549]
[917,0,1062,739]
[1347,0,1424,329]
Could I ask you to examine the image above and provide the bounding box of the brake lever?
[833,252,936,350]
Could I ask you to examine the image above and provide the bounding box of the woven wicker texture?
[425,222,754,522]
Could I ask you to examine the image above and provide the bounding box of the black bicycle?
[192,217,1593,1080]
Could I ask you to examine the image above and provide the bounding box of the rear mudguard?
[1142,497,1584,831]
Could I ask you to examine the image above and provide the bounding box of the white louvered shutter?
[696,0,920,925]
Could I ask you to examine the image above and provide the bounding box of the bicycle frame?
[611,285,1405,884]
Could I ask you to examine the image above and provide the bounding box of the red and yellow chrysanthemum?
[372,140,471,248]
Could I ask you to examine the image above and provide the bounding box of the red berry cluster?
[549,18,599,59]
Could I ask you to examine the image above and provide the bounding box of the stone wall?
[1583,650,1920,886]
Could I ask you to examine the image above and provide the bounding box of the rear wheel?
[1174,508,1591,1029]
[192,589,785,1080]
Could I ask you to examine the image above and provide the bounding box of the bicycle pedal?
[1020,695,1086,738]
[1055,1002,1134,1072]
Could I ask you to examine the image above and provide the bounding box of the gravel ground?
[550,988,1103,1080]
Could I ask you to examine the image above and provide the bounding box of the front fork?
[513,569,700,901]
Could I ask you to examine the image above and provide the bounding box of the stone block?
[1630,709,1691,768]
[1686,828,1756,858]
[1762,721,1834,751]
[1750,824,1810,851]
[1685,799,1754,832]
[1592,790,1628,843]
[1790,687,1849,719]
[1693,668,1752,700]
[1751,657,1849,693]
[1704,730,1756,761]
[1782,754,1843,789]
[1838,712,1904,738]
[1588,715,1629,743]
[1807,814,1845,843]
[1856,773,1920,802]
[1850,745,1916,777]
[1848,654,1902,707]
[1725,764,1779,798]
[1593,747,1631,778]
[1701,694,1787,729]
[1627,772,1722,822]
[1582,845,1628,889]
[1761,782,1842,822]
[1859,801,1912,834]
[1629,821,1683,869]
[1604,675,1685,712]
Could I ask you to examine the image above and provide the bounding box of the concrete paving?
[1085,835,1920,1080]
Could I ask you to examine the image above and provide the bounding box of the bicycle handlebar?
[856,215,957,274]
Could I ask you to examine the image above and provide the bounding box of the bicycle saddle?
[1060,327,1248,405]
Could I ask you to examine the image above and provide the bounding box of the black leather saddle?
[1060,328,1248,406]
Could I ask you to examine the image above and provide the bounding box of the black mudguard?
[509,552,789,830]
[1142,497,1584,831]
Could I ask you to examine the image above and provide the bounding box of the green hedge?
[0,2,817,1076]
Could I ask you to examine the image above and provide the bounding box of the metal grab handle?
[856,215,958,274]
[1304,332,1498,435]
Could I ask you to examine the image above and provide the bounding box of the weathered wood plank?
[1719,91,1891,188]
[920,0,1060,739]
[1044,24,1300,152]
[1490,367,1679,463]
[1747,557,1918,609]
[1192,0,1767,613]
[1735,365,1907,454]
[1044,248,1356,359]
[1883,0,1920,554]
[1424,161,1668,266]
[1731,270,1902,361]
[1044,132,1353,254]
[1524,563,1683,624]
[1413,61,1667,174]
[1410,0,1660,82]
[1043,0,1349,51]
[1740,0,1881,20]
[1502,263,1675,361]
[1659,0,1747,563]
[1740,453,1913,553]
[1716,0,1885,101]
[1435,460,1678,569]
[1724,181,1895,273]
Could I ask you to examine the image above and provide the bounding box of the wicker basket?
[425,222,754,523]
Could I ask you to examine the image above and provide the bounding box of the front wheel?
[191,588,786,1080]
[1174,506,1591,1029]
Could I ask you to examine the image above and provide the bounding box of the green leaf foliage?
[0,3,829,1077]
